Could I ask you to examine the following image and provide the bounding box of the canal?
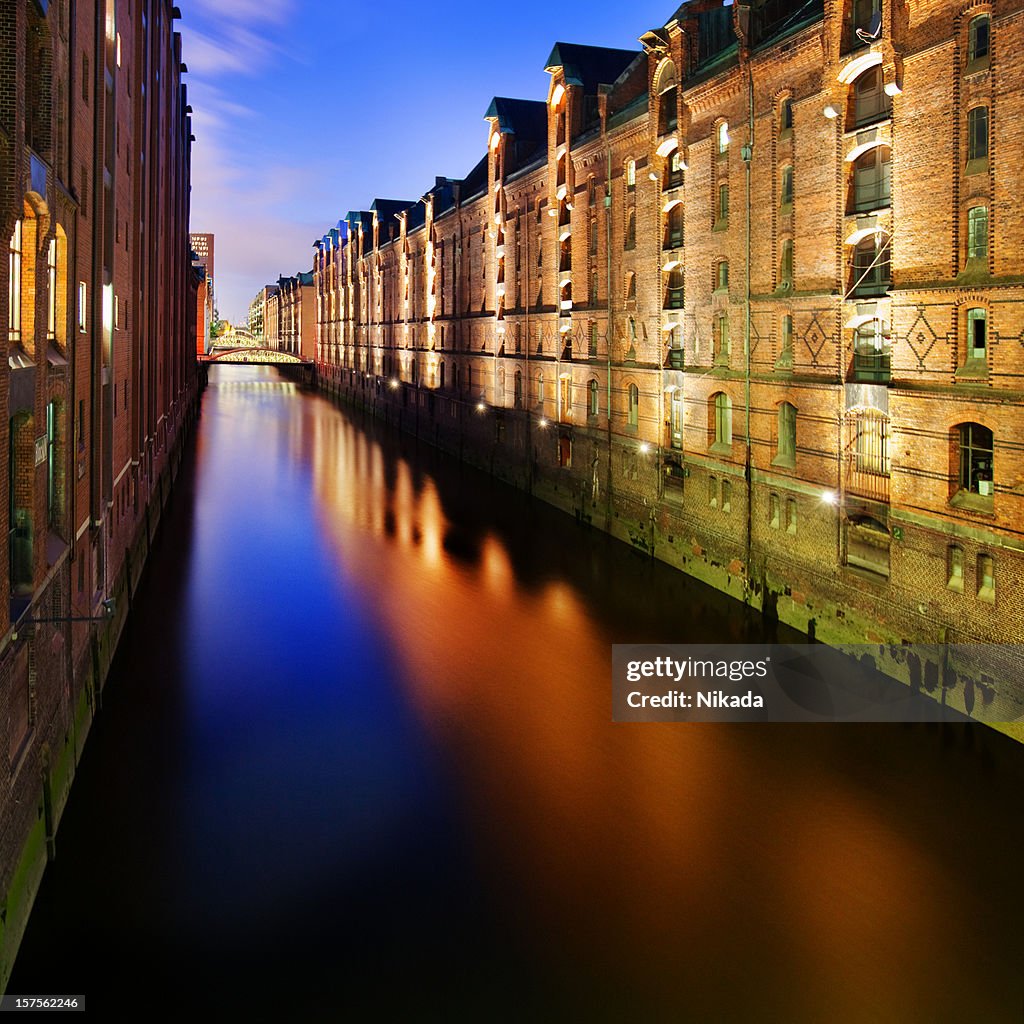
[10,365,1024,1019]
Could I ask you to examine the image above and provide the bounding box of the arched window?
[780,97,794,134]
[851,145,891,212]
[779,239,794,287]
[666,148,684,189]
[625,159,636,192]
[717,183,729,223]
[953,422,993,500]
[657,60,678,137]
[966,307,987,361]
[967,106,989,163]
[967,205,988,261]
[664,267,684,309]
[589,378,600,417]
[514,368,522,407]
[718,122,730,154]
[776,402,797,465]
[664,203,683,249]
[712,392,732,447]
[625,271,636,304]
[780,165,794,206]
[967,15,990,69]
[624,209,636,250]
[851,66,889,128]
[716,313,730,362]
[851,233,890,296]
[852,319,891,381]
[716,260,729,291]
[627,383,639,427]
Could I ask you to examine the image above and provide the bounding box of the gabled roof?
[544,42,641,92]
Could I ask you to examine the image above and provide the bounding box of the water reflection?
[9,366,1024,1020]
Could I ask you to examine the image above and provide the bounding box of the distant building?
[247,284,278,341]
[278,272,315,361]
[189,232,215,296]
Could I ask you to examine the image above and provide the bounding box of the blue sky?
[180,0,674,322]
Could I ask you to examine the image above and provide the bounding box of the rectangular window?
[770,493,780,529]
[968,107,989,162]
[47,238,57,342]
[78,281,87,331]
[786,498,797,535]
[722,479,732,513]
[967,308,987,360]
[8,220,22,344]
[780,166,793,206]
[968,16,990,66]
[977,552,994,602]
[718,184,729,222]
[967,206,988,260]
[709,475,718,508]
[948,545,964,592]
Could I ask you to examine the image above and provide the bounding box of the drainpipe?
[742,49,755,604]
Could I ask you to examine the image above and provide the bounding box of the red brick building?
[313,0,1024,723]
[0,0,197,986]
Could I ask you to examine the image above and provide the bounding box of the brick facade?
[311,0,1024,724]
[0,0,198,989]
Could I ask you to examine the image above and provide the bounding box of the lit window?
[9,220,22,344]
[967,206,988,261]
[718,122,730,154]
[78,281,87,332]
[47,238,57,341]
[667,149,684,189]
[626,160,636,191]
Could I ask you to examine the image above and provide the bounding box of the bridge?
[203,346,308,365]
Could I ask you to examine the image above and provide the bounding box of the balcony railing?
[846,455,890,502]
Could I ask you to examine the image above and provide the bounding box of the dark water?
[10,366,1024,1020]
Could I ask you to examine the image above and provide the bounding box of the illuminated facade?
[1,0,197,986]
[312,0,1024,710]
